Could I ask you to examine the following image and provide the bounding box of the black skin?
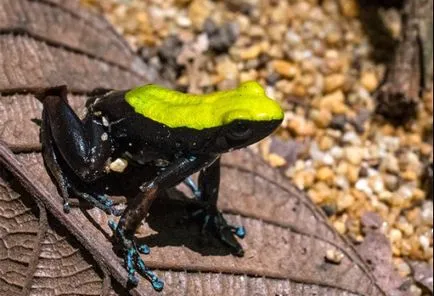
[39,85,282,290]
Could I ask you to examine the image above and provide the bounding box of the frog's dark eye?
[227,121,252,140]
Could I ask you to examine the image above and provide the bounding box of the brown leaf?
[0,0,389,295]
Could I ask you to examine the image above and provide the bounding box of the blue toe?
[235,226,246,239]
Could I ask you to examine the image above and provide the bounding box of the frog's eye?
[227,121,252,140]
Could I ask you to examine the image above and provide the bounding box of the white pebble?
[355,179,373,196]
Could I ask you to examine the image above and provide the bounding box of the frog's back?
[125,81,283,130]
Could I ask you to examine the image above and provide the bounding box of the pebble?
[268,153,287,168]
[239,44,264,60]
[325,249,345,264]
[311,109,333,128]
[188,0,213,29]
[355,179,373,196]
[342,131,361,145]
[320,90,347,114]
[318,135,334,151]
[216,56,238,79]
[337,193,354,212]
[324,74,346,93]
[347,165,360,184]
[389,228,403,243]
[421,201,433,226]
[381,153,400,174]
[360,71,379,92]
[316,166,335,184]
[176,15,192,28]
[344,146,363,165]
[401,170,418,182]
[335,175,350,190]
[384,174,399,191]
[394,258,411,277]
[272,60,299,79]
[338,0,359,17]
[288,117,316,137]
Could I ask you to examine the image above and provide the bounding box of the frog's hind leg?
[39,86,116,214]
[41,89,72,212]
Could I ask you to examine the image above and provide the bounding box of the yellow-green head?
[125,81,283,130]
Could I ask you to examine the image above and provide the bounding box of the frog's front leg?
[110,155,215,290]
[191,157,245,256]
[39,86,117,214]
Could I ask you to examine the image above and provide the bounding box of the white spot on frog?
[101,132,108,141]
[109,158,128,173]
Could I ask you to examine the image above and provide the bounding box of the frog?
[38,81,284,291]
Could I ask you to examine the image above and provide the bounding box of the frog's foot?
[183,177,202,199]
[108,221,162,290]
[71,188,121,216]
[187,208,246,256]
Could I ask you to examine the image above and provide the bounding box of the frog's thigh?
[40,87,111,182]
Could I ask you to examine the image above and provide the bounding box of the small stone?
[381,154,400,174]
[421,201,433,226]
[379,191,393,202]
[360,71,379,92]
[397,222,414,236]
[316,166,335,183]
[240,69,258,82]
[272,60,299,79]
[394,258,411,277]
[337,193,354,212]
[384,174,399,191]
[334,174,349,190]
[325,249,345,264]
[330,146,344,160]
[324,74,346,93]
[333,220,347,234]
[339,0,359,17]
[268,153,287,168]
[389,228,403,243]
[419,235,431,251]
[412,188,426,201]
[368,176,385,194]
[329,115,347,130]
[342,131,361,145]
[322,204,337,217]
[319,135,334,151]
[344,147,363,165]
[308,189,325,204]
[409,285,422,296]
[355,179,373,196]
[347,165,360,184]
[401,170,418,181]
[320,90,346,114]
[216,56,238,80]
[188,0,213,29]
[176,15,192,28]
[311,109,333,128]
[288,117,316,137]
[239,44,265,60]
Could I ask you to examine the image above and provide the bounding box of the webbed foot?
[108,221,163,291]
[71,188,121,216]
[186,208,246,256]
